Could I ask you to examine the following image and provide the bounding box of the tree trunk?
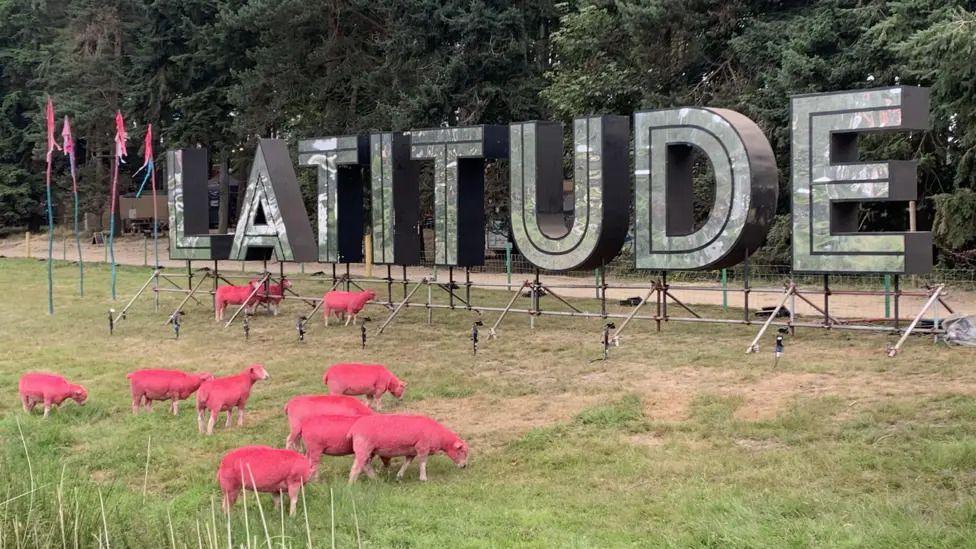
[217,153,230,233]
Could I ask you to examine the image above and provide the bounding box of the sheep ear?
[454,441,463,450]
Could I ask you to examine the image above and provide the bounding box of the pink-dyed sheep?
[18,373,88,417]
[250,278,292,316]
[214,281,261,321]
[322,289,376,326]
[347,414,468,483]
[283,394,373,450]
[295,415,358,479]
[127,369,213,415]
[323,363,406,410]
[196,364,270,434]
[217,446,312,515]
[296,415,393,480]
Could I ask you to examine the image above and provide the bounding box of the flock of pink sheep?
[17,289,468,517]
[214,280,377,327]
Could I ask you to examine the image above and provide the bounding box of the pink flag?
[45,98,61,179]
[141,123,154,169]
[114,110,127,161]
[61,116,77,192]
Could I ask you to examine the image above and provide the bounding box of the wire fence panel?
[415,249,976,292]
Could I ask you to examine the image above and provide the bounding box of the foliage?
[932,188,976,266]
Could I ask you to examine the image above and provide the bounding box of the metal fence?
[414,249,976,292]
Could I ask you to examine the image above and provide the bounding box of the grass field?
[0,258,974,548]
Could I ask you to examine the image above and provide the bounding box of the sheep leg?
[225,409,233,428]
[222,489,240,514]
[417,451,430,482]
[306,446,323,481]
[287,483,301,516]
[197,409,205,433]
[396,456,414,480]
[348,444,372,484]
[207,410,217,435]
[171,400,179,415]
[237,407,245,427]
[271,492,281,510]
[362,459,378,480]
[348,459,366,484]
[21,395,30,413]
[145,399,153,412]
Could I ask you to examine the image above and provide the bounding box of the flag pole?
[134,124,157,269]
[44,98,61,315]
[62,116,83,296]
[109,111,128,300]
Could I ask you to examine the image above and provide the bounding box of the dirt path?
[2,233,972,319]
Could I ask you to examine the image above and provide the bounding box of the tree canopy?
[0,0,973,266]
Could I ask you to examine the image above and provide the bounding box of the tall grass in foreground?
[0,420,361,548]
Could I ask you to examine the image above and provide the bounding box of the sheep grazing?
[347,414,468,483]
[127,369,213,415]
[214,281,261,321]
[294,415,362,479]
[216,446,312,516]
[250,278,292,316]
[196,364,270,435]
[323,363,406,410]
[322,289,376,326]
[18,373,88,417]
[282,394,373,450]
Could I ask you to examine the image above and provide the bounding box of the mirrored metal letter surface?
[634,107,778,270]
[370,132,422,265]
[298,135,368,264]
[791,86,932,274]
[167,148,232,260]
[230,139,317,262]
[509,116,630,271]
[410,125,508,267]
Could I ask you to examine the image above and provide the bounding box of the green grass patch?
[0,258,974,546]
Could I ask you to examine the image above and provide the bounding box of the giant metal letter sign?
[167,148,232,260]
[230,139,317,262]
[298,135,369,263]
[370,132,422,265]
[410,126,508,267]
[633,108,778,270]
[791,86,932,274]
[509,116,630,271]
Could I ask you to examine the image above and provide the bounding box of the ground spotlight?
[471,320,484,355]
[168,311,184,339]
[602,322,616,360]
[361,317,372,349]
